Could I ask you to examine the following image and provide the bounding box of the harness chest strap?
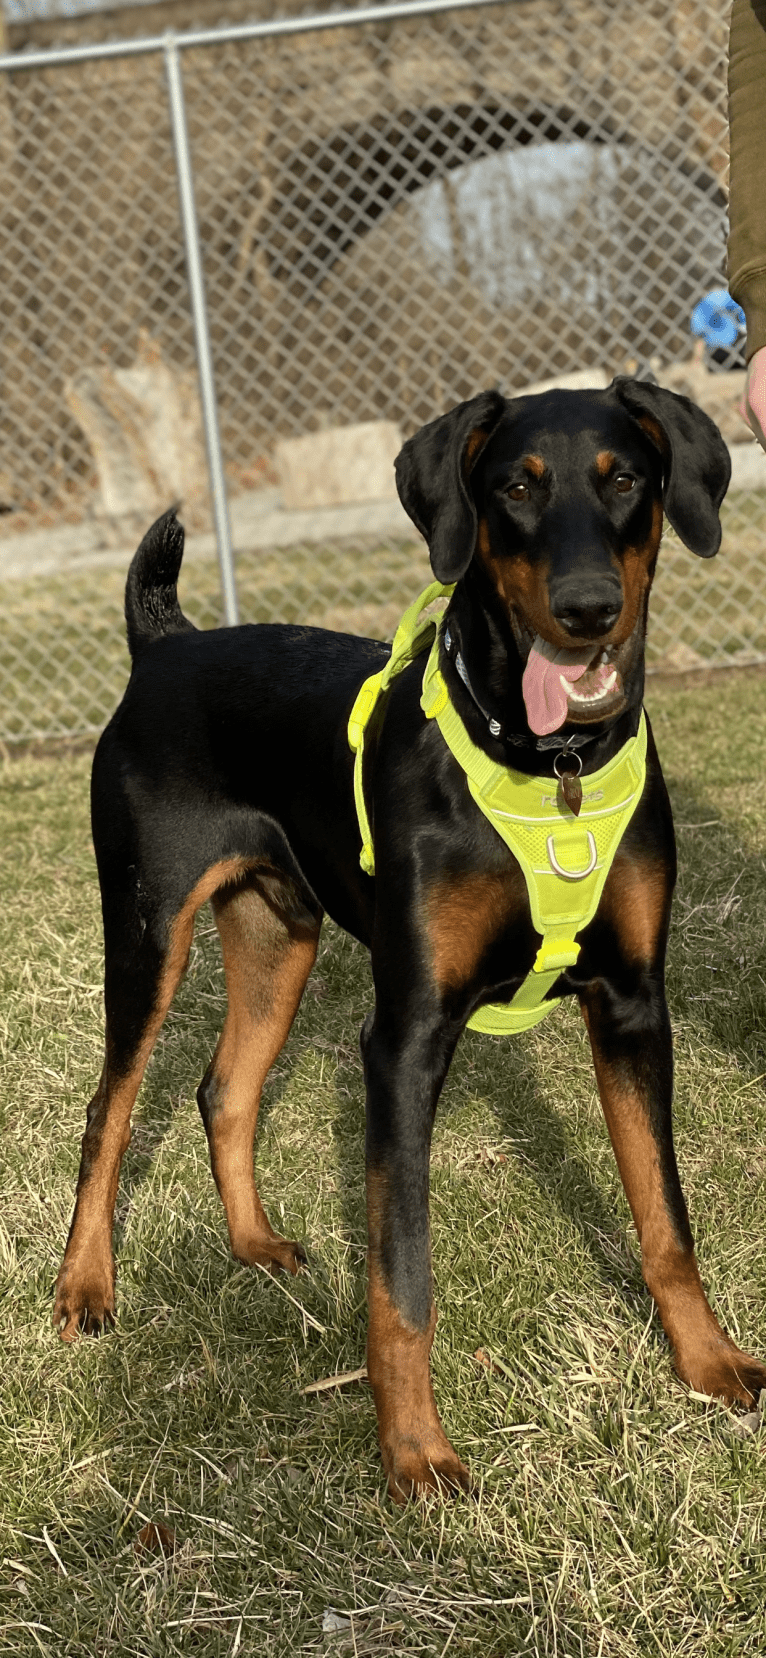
[348,584,648,1036]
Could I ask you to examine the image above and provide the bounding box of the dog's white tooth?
[571,685,602,704]
[569,668,618,707]
[600,650,609,664]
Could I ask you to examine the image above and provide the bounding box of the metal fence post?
[164,30,239,626]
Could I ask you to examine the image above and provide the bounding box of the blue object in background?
[690,288,747,349]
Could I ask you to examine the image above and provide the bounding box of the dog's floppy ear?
[612,377,730,558]
[394,390,507,581]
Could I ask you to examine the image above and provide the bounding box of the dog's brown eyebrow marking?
[523,453,545,478]
[596,450,616,476]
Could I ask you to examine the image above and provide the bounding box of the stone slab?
[513,369,610,396]
[0,488,416,583]
[729,440,766,491]
[275,420,403,510]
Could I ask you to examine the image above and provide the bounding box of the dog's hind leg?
[197,876,321,1274]
[52,865,220,1341]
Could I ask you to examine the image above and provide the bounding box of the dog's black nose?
[549,581,622,640]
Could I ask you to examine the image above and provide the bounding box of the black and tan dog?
[54,380,766,1500]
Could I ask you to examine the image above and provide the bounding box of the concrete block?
[275,420,403,510]
[64,330,208,536]
[515,369,610,396]
[729,440,766,491]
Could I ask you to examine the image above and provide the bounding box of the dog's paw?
[678,1336,766,1409]
[233,1233,307,1277]
[382,1434,473,1505]
[53,1255,116,1342]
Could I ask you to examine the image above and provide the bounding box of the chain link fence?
[1,0,764,743]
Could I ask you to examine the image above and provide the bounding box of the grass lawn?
[2,671,766,1655]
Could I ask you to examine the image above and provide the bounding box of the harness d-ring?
[546,830,598,880]
[553,749,583,780]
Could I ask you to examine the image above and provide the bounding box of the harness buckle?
[533,938,580,974]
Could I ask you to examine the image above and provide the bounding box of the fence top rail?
[0,0,518,72]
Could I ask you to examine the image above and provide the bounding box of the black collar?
[442,624,602,758]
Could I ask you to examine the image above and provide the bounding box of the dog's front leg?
[581,970,766,1406]
[360,1007,470,1502]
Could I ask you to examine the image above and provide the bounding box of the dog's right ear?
[394,390,507,582]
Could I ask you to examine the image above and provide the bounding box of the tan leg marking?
[366,1173,471,1502]
[425,870,515,993]
[585,1015,766,1406]
[53,858,248,1340]
[203,881,319,1273]
[599,852,669,965]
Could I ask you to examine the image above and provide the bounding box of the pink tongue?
[522,636,591,736]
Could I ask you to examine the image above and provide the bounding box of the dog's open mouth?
[521,635,625,736]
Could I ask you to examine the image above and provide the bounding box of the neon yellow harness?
[348,582,647,1035]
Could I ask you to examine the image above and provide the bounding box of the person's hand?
[740,344,766,451]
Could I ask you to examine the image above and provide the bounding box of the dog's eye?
[614,474,636,493]
[506,482,530,501]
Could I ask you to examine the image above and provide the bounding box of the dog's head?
[395,381,729,733]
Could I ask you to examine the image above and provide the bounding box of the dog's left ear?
[612,377,731,558]
[395,390,507,581]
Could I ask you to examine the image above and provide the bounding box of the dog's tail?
[125,506,197,662]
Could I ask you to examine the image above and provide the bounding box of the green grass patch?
[2,673,766,1654]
